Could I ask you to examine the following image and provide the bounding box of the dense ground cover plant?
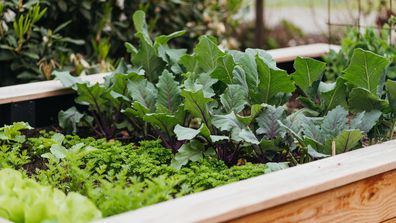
[0,122,269,220]
[55,11,396,169]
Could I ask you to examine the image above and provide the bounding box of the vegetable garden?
[2,2,396,223]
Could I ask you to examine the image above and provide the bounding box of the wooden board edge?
[229,169,396,223]
[0,44,338,104]
[96,139,396,223]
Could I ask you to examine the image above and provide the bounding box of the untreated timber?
[0,43,340,105]
[96,139,396,223]
[230,169,396,223]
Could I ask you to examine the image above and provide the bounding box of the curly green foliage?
[1,130,267,217]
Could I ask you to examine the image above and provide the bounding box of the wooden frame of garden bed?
[97,139,396,223]
[0,43,340,105]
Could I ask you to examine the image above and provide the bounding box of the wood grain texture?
[230,169,396,223]
[383,217,396,223]
[95,139,396,223]
[0,44,339,105]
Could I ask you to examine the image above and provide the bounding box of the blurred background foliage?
[1,0,394,86]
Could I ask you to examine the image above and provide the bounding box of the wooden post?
[255,0,264,48]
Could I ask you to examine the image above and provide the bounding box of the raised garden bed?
[99,139,396,222]
[2,11,394,223]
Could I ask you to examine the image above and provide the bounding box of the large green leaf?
[321,106,348,140]
[334,130,363,153]
[180,89,213,124]
[210,54,235,84]
[54,71,84,89]
[343,48,389,94]
[348,87,387,112]
[232,65,249,97]
[350,110,382,133]
[156,70,181,113]
[181,36,224,73]
[127,79,157,111]
[74,83,108,112]
[255,55,295,104]
[132,10,151,44]
[220,84,247,113]
[320,78,347,112]
[131,39,165,82]
[170,140,205,169]
[256,105,286,139]
[58,107,85,133]
[386,80,396,113]
[291,57,326,96]
[143,113,178,136]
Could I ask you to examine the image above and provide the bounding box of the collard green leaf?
[255,55,295,104]
[321,106,348,140]
[213,112,244,132]
[320,78,347,112]
[156,70,181,113]
[256,105,286,139]
[210,54,235,84]
[350,110,382,133]
[181,89,213,124]
[132,10,151,44]
[348,87,387,112]
[334,130,363,153]
[307,145,330,158]
[174,124,201,141]
[127,79,158,111]
[74,83,108,112]
[237,104,264,125]
[171,140,205,169]
[58,107,84,133]
[232,65,249,97]
[143,113,178,136]
[54,70,84,89]
[239,128,259,144]
[343,48,389,94]
[181,36,224,73]
[220,84,247,113]
[265,162,289,173]
[131,38,165,82]
[291,57,326,96]
[386,80,396,113]
[123,101,150,119]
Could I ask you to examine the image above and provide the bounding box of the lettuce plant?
[0,168,102,223]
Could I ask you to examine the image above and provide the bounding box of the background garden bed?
[0,44,340,127]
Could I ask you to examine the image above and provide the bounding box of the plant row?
[55,11,396,169]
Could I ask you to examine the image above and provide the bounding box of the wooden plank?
[383,218,396,223]
[0,73,108,104]
[0,44,338,105]
[268,43,340,63]
[95,139,396,223]
[230,169,396,223]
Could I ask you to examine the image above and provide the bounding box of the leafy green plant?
[0,168,102,223]
[56,10,395,168]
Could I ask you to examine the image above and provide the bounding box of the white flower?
[4,9,16,22]
[116,0,125,9]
